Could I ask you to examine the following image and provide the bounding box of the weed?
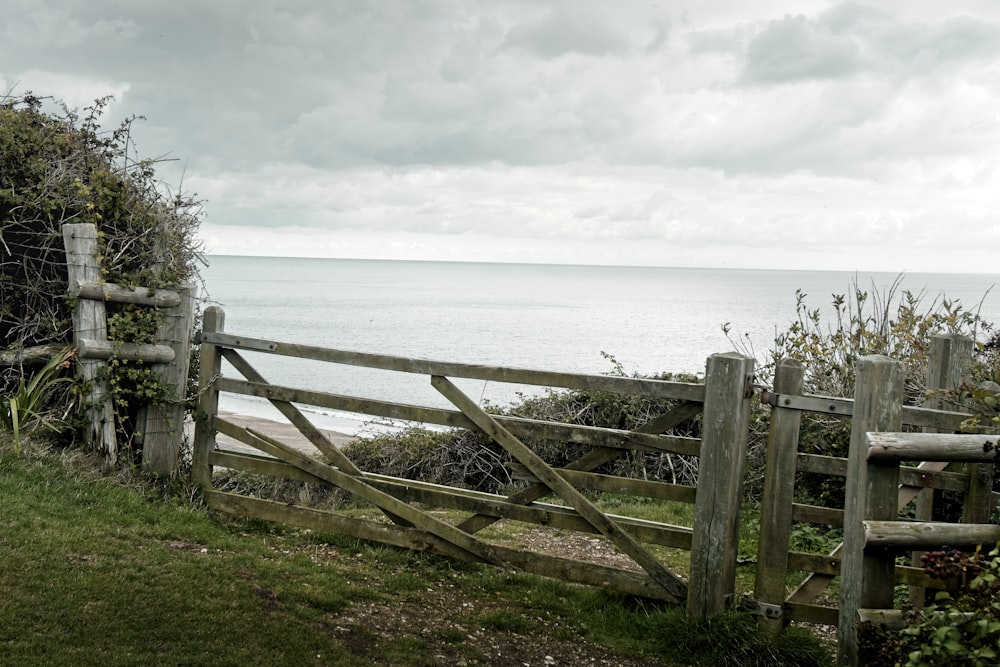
[1,347,76,452]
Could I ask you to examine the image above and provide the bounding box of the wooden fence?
[192,305,755,617]
[746,335,999,666]
[1,222,195,473]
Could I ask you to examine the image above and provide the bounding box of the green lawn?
[0,439,830,666]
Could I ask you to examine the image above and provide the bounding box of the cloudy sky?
[2,1,999,272]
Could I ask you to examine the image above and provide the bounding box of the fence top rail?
[198,330,707,402]
[762,389,970,429]
[866,431,1000,463]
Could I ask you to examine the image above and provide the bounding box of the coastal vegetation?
[0,92,202,455]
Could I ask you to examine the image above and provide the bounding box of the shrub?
[1,92,203,457]
[730,279,997,506]
[0,347,78,451]
[888,543,1000,666]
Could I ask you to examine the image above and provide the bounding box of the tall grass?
[1,347,77,452]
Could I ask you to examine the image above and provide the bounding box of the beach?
[203,411,358,459]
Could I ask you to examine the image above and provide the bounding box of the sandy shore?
[208,411,358,458]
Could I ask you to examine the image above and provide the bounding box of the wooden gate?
[192,306,755,614]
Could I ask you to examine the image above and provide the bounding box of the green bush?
[1,92,203,458]
[342,361,702,495]
[731,280,997,507]
[886,543,1000,666]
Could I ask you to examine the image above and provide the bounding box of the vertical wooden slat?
[688,351,755,619]
[911,334,973,605]
[754,358,804,634]
[62,223,117,470]
[141,283,197,475]
[838,356,903,667]
[193,306,224,487]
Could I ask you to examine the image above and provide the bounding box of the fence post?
[688,351,754,619]
[754,358,804,634]
[911,334,974,605]
[62,223,117,470]
[141,283,197,475]
[931,333,996,524]
[838,356,904,667]
[192,306,224,488]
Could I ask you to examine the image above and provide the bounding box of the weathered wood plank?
[791,503,844,526]
[839,356,904,667]
[76,280,181,307]
[961,462,995,523]
[208,448,696,548]
[688,352,754,619]
[797,454,967,491]
[867,432,1000,463]
[507,464,697,503]
[63,223,117,469]
[432,375,688,603]
[755,358,804,634]
[762,390,968,430]
[200,331,706,401]
[216,376,702,455]
[142,284,196,475]
[864,520,1000,549]
[857,609,907,630]
[784,602,839,626]
[786,552,954,590]
[204,490,679,601]
[0,343,67,367]
[241,425,509,568]
[78,338,175,363]
[796,453,848,477]
[193,307,225,487]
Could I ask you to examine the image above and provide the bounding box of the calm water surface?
[200,256,1000,433]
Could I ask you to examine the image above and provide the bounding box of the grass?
[0,437,833,666]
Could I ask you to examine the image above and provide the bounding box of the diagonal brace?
[459,400,702,534]
[241,425,510,569]
[433,375,687,602]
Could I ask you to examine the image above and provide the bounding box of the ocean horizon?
[200,255,1000,436]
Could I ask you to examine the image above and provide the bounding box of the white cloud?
[1,1,998,273]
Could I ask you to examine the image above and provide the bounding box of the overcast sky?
[3,1,999,272]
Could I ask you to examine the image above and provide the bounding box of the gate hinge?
[737,596,783,620]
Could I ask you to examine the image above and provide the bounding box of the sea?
[199,256,1000,437]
